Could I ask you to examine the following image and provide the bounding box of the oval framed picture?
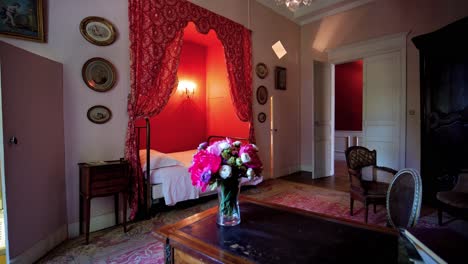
[80,16,117,46]
[256,86,268,105]
[255,63,268,79]
[258,112,267,123]
[87,105,112,124]
[82,58,117,92]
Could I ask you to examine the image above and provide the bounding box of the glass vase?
[217,177,241,226]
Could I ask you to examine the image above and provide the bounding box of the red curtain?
[126,0,253,218]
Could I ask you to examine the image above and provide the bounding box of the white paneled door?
[362,52,403,170]
[313,61,334,178]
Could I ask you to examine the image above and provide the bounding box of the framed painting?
[0,0,45,42]
[82,57,117,92]
[275,66,286,90]
[87,105,112,124]
[80,16,117,46]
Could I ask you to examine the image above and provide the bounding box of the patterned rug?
[38,179,446,264]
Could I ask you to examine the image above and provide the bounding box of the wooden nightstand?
[78,159,129,244]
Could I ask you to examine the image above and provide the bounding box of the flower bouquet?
[189,139,263,226]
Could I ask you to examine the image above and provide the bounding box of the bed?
[136,118,262,214]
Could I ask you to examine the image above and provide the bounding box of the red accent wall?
[138,23,249,152]
[206,42,249,139]
[335,60,363,131]
[147,41,207,153]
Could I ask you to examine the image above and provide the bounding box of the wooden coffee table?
[155,197,399,264]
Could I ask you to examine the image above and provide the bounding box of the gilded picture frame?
[80,16,117,46]
[256,86,268,105]
[255,63,268,79]
[87,105,112,124]
[0,0,45,42]
[82,57,117,92]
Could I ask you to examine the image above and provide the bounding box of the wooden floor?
[282,160,349,192]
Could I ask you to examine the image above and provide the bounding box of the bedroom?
[0,0,467,263]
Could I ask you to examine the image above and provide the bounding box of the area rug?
[39,179,444,264]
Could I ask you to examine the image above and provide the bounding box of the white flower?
[251,144,259,151]
[219,165,232,179]
[218,142,231,151]
[241,153,251,163]
[246,168,255,179]
[233,141,242,147]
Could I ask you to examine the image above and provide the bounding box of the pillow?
[139,149,182,172]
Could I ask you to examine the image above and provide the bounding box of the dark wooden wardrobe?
[412,17,468,201]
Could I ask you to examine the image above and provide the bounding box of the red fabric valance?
[125,0,253,219]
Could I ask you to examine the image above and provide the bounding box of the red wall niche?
[335,60,363,131]
[146,41,207,153]
[206,41,249,140]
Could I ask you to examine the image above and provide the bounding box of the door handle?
[271,129,278,132]
[9,136,18,145]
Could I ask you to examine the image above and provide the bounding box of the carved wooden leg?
[123,192,128,233]
[373,203,377,213]
[350,198,354,216]
[114,193,119,225]
[85,197,91,244]
[79,194,83,235]
[365,200,369,223]
[438,207,443,226]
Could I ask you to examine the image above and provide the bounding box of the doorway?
[334,60,364,178]
[313,33,407,180]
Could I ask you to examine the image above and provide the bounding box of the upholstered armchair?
[437,170,468,225]
[345,146,398,223]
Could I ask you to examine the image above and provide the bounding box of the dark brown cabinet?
[413,17,468,201]
[79,159,129,244]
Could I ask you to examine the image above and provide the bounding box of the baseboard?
[10,224,67,264]
[68,210,126,238]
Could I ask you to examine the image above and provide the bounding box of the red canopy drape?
[126,0,253,218]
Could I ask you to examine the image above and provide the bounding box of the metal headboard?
[207,135,250,144]
[135,117,151,214]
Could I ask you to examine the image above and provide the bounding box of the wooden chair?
[437,170,468,225]
[386,168,422,229]
[345,146,397,223]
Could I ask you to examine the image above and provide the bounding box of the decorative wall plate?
[255,63,268,79]
[87,105,112,124]
[82,58,117,92]
[258,112,267,123]
[80,16,117,46]
[256,86,268,105]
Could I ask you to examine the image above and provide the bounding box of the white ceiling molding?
[298,0,375,25]
[294,0,346,18]
[255,0,375,25]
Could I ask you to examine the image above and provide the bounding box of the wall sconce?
[178,80,196,99]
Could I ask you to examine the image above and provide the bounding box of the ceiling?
[255,0,374,25]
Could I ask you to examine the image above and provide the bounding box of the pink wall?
[301,0,468,169]
[206,38,249,139]
[0,41,66,258]
[335,60,363,131]
[147,41,207,153]
[0,0,302,238]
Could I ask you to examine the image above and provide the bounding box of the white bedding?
[141,148,262,206]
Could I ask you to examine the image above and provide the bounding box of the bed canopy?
[125,0,254,218]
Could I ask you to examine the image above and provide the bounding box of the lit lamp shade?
[178,80,197,98]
